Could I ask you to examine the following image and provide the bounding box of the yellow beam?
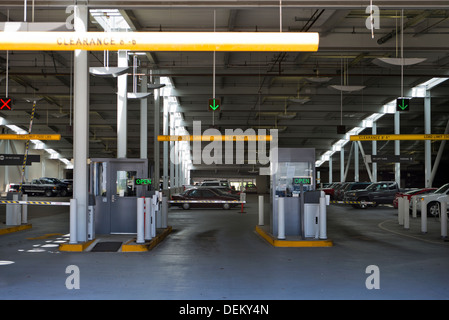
[0,134,61,140]
[350,134,449,141]
[0,32,319,52]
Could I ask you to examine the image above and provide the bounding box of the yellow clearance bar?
[0,32,319,52]
[350,134,449,141]
[157,135,272,142]
[0,134,61,140]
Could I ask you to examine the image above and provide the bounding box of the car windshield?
[211,188,228,195]
[366,183,382,191]
[434,184,449,194]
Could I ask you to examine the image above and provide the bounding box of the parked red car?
[393,188,437,208]
[171,187,240,210]
[320,182,343,200]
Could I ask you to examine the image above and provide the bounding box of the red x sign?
[0,98,12,110]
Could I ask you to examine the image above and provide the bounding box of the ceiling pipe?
[377,10,433,45]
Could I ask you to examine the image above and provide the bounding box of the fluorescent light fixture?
[6,125,27,134]
[417,77,449,91]
[306,77,332,83]
[90,9,132,32]
[345,127,364,140]
[44,148,60,159]
[31,140,45,149]
[383,101,396,114]
[373,57,427,67]
[329,85,366,92]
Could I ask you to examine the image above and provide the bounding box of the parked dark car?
[41,177,72,196]
[338,182,372,200]
[9,178,63,197]
[345,181,410,209]
[171,187,240,210]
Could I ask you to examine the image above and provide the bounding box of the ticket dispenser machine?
[271,148,316,238]
[90,158,149,234]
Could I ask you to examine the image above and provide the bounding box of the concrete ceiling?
[0,1,448,181]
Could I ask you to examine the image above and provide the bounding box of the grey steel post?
[137,198,145,244]
[441,198,447,239]
[394,111,400,188]
[73,5,89,242]
[340,146,344,182]
[117,49,128,158]
[277,197,285,240]
[421,200,427,234]
[154,77,161,189]
[424,90,431,187]
[21,194,27,224]
[372,121,377,182]
[140,68,148,159]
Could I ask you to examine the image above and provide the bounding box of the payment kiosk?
[89,158,149,234]
[271,148,319,238]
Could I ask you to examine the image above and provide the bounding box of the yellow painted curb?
[59,239,96,252]
[122,226,172,252]
[255,225,333,247]
[0,224,32,235]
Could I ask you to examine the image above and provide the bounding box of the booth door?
[109,161,145,234]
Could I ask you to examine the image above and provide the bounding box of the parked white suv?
[412,183,449,216]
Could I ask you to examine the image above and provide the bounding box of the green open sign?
[292,177,311,185]
[135,178,152,185]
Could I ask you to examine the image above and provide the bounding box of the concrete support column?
[395,111,401,188]
[372,121,377,183]
[117,50,128,159]
[169,109,174,192]
[72,5,89,243]
[354,142,359,182]
[328,155,332,184]
[340,147,344,183]
[424,91,432,187]
[153,77,161,189]
[140,68,148,159]
[163,98,169,190]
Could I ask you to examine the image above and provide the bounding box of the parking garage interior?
[0,0,449,303]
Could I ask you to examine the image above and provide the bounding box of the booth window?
[116,170,137,197]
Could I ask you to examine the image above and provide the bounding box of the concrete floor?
[0,194,449,300]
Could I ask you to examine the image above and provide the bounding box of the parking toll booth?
[271,148,318,239]
[90,158,148,234]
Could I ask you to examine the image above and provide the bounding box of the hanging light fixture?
[329,58,365,92]
[373,10,426,67]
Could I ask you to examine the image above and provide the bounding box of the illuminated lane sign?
[208,98,220,111]
[293,177,312,185]
[350,134,449,141]
[396,98,410,112]
[0,98,12,110]
[135,178,152,186]
[0,32,320,52]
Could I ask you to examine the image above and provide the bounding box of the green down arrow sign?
[396,98,410,112]
[209,98,220,111]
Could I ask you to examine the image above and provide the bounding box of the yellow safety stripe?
[169,200,245,204]
[330,200,376,205]
[0,200,71,206]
